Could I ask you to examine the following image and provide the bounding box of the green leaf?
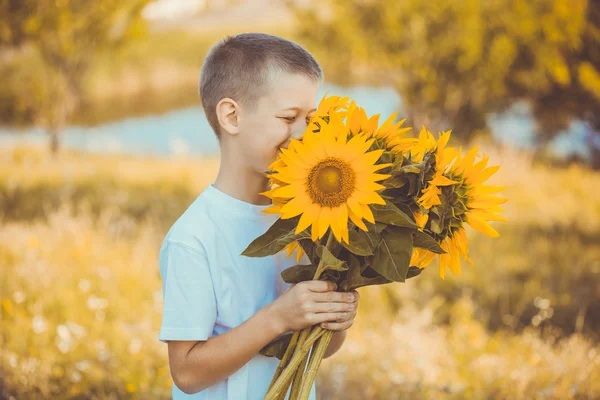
[384,175,408,189]
[340,229,373,256]
[281,264,317,284]
[406,266,424,279]
[371,226,413,282]
[429,217,443,234]
[259,331,294,360]
[407,174,420,196]
[412,230,446,254]
[344,264,391,290]
[347,253,361,269]
[402,165,421,174]
[359,225,381,249]
[316,245,349,273]
[371,222,387,233]
[298,239,319,264]
[372,201,418,229]
[322,269,342,283]
[381,151,394,164]
[393,202,416,220]
[241,217,299,257]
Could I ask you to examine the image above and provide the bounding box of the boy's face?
[235,72,319,174]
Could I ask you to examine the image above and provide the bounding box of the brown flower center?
[307,157,356,207]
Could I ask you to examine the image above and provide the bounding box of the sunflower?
[284,241,305,262]
[373,112,414,150]
[413,127,460,209]
[346,101,380,136]
[450,145,508,238]
[307,92,350,134]
[409,144,507,279]
[263,190,307,261]
[262,112,391,244]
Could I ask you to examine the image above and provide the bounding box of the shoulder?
[161,189,218,253]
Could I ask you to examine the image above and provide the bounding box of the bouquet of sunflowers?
[242,94,507,400]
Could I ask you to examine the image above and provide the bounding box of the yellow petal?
[361,203,375,224]
[355,149,384,170]
[354,190,386,205]
[470,209,508,222]
[280,197,305,219]
[452,228,469,256]
[329,206,344,243]
[347,197,364,219]
[438,239,450,279]
[471,185,508,195]
[451,249,461,275]
[311,209,321,241]
[468,165,501,186]
[269,184,296,199]
[437,130,452,151]
[295,203,319,234]
[467,213,500,238]
[280,147,309,169]
[318,207,333,239]
[468,195,508,209]
[296,245,305,262]
[262,205,281,214]
[431,174,459,186]
[348,207,368,231]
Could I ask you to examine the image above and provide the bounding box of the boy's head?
[199,33,322,173]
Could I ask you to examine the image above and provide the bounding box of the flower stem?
[267,231,337,399]
[264,326,327,400]
[288,347,310,398]
[267,330,300,392]
[297,330,334,400]
[264,327,310,400]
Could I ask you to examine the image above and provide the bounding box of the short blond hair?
[199,33,323,137]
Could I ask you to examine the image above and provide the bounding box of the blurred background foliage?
[0,0,153,152]
[1,0,599,399]
[291,0,600,166]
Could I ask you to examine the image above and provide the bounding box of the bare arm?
[167,303,284,395]
[323,330,348,359]
[167,280,358,394]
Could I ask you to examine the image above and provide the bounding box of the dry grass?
[1,144,599,399]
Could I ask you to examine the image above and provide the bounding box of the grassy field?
[1,143,599,399]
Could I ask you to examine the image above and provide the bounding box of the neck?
[213,154,272,206]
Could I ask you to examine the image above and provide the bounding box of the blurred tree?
[290,0,600,167]
[0,0,153,154]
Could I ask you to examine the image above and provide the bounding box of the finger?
[314,312,351,324]
[313,291,356,303]
[321,320,352,331]
[350,290,360,301]
[306,280,337,293]
[313,302,353,313]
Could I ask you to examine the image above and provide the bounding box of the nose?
[291,124,305,142]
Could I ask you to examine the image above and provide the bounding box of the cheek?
[273,121,292,145]
[246,121,291,172]
[265,121,291,155]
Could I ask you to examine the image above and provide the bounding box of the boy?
[158,33,360,399]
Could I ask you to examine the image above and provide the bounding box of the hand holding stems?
[265,280,359,399]
[265,232,359,400]
[268,280,359,334]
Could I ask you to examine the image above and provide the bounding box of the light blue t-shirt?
[159,183,317,400]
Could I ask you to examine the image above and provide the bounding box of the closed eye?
[280,116,296,122]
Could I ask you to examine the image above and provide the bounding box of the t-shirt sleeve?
[158,241,217,343]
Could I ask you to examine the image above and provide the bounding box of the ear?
[216,98,241,136]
